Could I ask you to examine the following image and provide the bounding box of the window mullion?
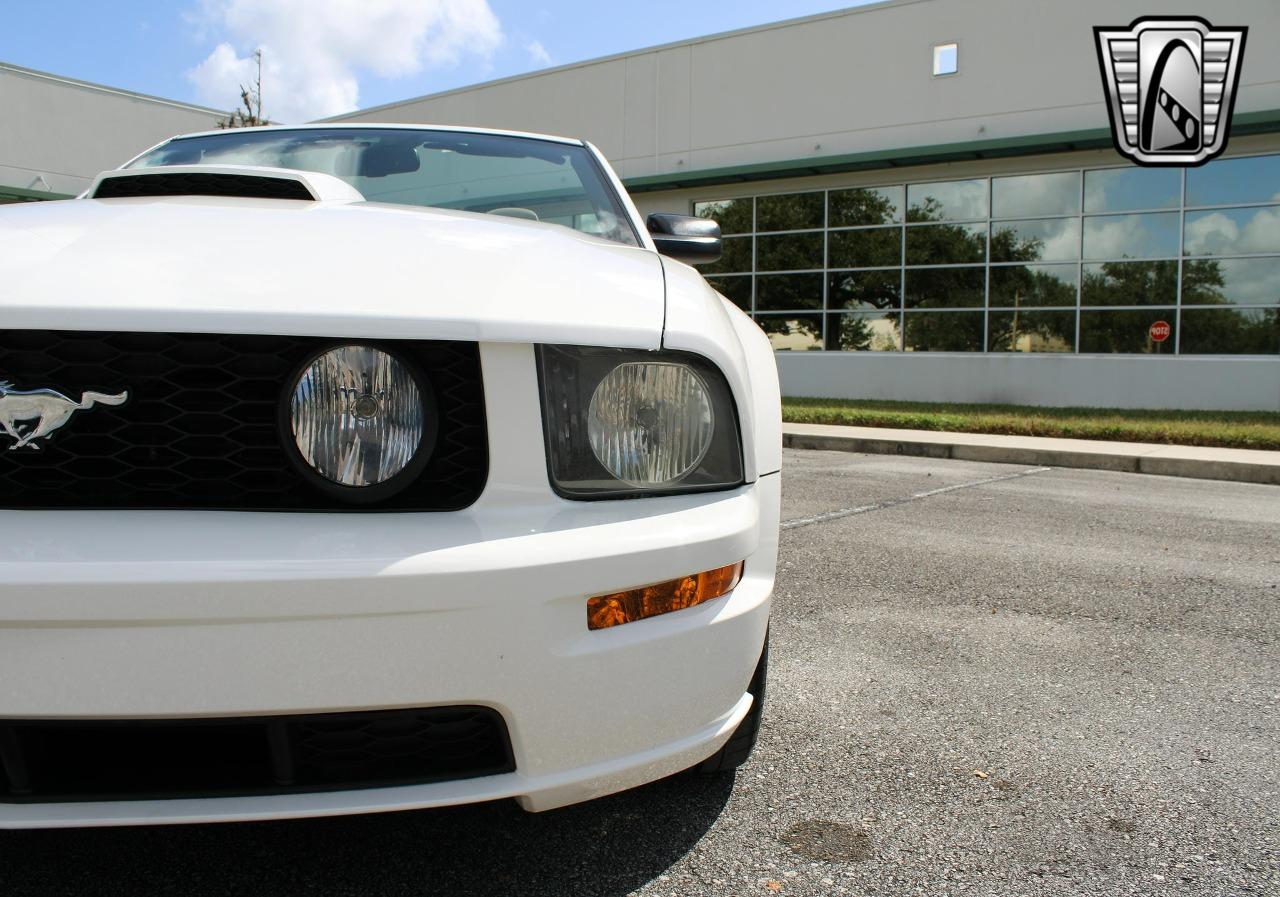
[1076,168,1085,354]
[1176,166,1187,355]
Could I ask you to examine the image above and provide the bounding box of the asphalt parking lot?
[3,449,1277,896]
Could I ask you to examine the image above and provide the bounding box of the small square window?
[933,42,958,76]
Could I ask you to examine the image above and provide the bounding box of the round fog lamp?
[587,362,714,487]
[289,345,427,489]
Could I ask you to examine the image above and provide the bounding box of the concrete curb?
[782,425,1280,486]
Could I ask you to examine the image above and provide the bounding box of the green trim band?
[0,184,74,201]
[622,109,1280,193]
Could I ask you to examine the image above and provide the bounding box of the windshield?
[129,128,640,247]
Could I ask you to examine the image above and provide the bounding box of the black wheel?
[693,634,768,774]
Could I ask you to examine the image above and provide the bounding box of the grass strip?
[782,397,1280,451]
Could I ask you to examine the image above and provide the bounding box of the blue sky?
[0,1,876,122]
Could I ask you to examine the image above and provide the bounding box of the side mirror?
[646,213,722,265]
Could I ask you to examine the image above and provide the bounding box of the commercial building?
[0,61,220,202]
[332,0,1280,410]
[4,0,1278,408]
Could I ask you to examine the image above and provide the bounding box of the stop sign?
[1149,320,1171,343]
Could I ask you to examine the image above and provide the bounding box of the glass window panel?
[756,231,823,271]
[1180,307,1279,354]
[991,172,1081,218]
[829,227,901,268]
[905,267,985,308]
[903,311,985,351]
[1082,212,1179,259]
[933,43,958,76]
[906,223,986,265]
[1184,205,1280,256]
[701,235,752,275]
[829,186,903,227]
[757,192,824,232]
[824,313,902,351]
[1084,167,1180,212]
[988,310,1076,353]
[755,314,823,351]
[693,198,752,235]
[705,275,751,311]
[989,264,1079,308]
[1079,310,1177,353]
[990,217,1080,263]
[1081,261,1178,306]
[756,273,823,311]
[1181,257,1280,306]
[906,179,987,221]
[1186,154,1280,207]
[829,270,902,310]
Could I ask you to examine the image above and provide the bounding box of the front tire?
[693,635,768,774]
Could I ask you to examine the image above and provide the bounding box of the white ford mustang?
[0,125,780,828]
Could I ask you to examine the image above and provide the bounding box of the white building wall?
[331,0,1280,182]
[0,62,221,197]
[777,353,1280,411]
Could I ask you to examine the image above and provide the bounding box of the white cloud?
[1184,206,1280,257]
[1084,213,1177,259]
[1216,258,1280,304]
[525,39,552,67]
[186,0,503,123]
[1183,211,1239,257]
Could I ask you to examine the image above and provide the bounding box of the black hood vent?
[91,171,316,201]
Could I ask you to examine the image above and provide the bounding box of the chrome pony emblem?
[1095,17,1248,167]
[0,380,129,450]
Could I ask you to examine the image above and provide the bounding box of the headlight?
[286,344,435,500]
[588,362,714,486]
[538,345,743,499]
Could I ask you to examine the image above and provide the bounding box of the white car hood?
[0,196,665,348]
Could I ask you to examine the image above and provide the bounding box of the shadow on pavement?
[1,772,735,897]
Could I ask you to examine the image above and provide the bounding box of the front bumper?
[0,466,778,827]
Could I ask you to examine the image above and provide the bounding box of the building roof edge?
[0,60,223,116]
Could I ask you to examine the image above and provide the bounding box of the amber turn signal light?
[587,561,745,630]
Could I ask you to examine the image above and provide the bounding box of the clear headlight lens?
[289,345,425,488]
[538,345,743,499]
[587,362,714,487]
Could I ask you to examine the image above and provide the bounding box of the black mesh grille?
[0,707,514,802]
[0,331,487,510]
[93,172,315,201]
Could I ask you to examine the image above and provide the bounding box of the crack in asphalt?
[780,466,1054,531]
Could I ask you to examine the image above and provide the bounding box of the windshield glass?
[129,128,640,246]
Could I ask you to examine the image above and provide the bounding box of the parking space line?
[781,466,1053,531]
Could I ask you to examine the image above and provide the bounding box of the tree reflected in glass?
[757,192,824,232]
[903,312,984,351]
[693,198,752,235]
[821,313,902,351]
[757,315,822,350]
[829,186,902,227]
